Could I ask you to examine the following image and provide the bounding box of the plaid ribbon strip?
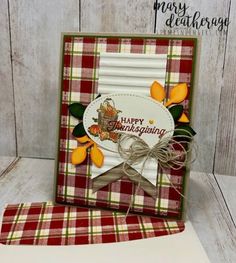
[0,202,185,245]
[56,34,197,219]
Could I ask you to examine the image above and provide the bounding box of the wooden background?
[0,0,235,175]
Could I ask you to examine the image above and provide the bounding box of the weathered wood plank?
[188,171,236,262]
[9,0,80,158]
[81,0,155,33]
[0,0,16,156]
[215,1,236,176]
[215,174,236,223]
[155,0,230,173]
[0,158,54,215]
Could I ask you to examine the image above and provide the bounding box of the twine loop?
[118,129,197,174]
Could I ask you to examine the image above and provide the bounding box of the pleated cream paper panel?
[98,52,167,96]
[91,52,168,185]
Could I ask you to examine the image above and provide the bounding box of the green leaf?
[68,103,86,119]
[174,125,196,137]
[169,105,183,121]
[72,123,87,138]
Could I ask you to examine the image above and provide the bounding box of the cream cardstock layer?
[83,94,175,151]
[84,93,175,190]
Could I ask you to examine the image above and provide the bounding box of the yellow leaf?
[178,112,190,123]
[76,135,91,144]
[165,83,188,107]
[90,144,104,168]
[150,81,166,102]
[71,146,87,165]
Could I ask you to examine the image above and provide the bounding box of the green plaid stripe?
[56,35,197,219]
[0,202,185,245]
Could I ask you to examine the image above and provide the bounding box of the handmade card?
[55,33,198,220]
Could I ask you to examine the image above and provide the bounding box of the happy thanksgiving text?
[108,117,166,137]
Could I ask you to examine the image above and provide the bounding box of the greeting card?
[55,33,198,220]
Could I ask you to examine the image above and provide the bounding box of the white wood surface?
[0,156,15,175]
[0,158,54,214]
[214,0,236,175]
[215,174,236,223]
[0,0,16,156]
[155,0,230,173]
[9,0,80,158]
[0,157,235,262]
[188,172,236,263]
[81,0,155,33]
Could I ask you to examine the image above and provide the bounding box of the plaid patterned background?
[56,34,197,219]
[0,202,185,245]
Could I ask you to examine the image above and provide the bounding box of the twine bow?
[92,129,197,202]
[118,129,196,172]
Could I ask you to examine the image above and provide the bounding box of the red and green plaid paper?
[0,202,184,245]
[55,34,197,219]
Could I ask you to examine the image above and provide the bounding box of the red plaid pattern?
[0,202,185,245]
[56,34,197,219]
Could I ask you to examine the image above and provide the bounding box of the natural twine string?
[117,129,198,218]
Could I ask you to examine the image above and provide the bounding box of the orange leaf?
[90,144,104,168]
[76,135,91,143]
[71,146,87,165]
[178,112,190,123]
[150,81,166,102]
[165,83,188,107]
